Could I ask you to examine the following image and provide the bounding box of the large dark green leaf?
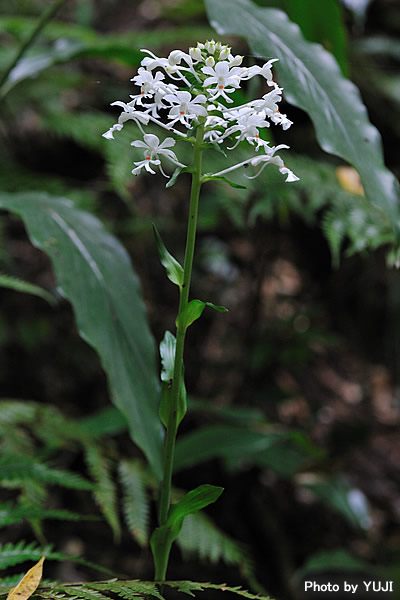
[205,0,400,241]
[284,0,348,75]
[0,193,163,478]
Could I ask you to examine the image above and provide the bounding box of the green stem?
[155,121,205,581]
[0,0,66,94]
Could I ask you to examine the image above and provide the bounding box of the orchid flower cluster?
[103,40,299,183]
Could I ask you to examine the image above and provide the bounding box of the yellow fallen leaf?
[336,166,364,196]
[7,556,45,600]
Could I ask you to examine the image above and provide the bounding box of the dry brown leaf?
[336,166,365,196]
[7,556,45,600]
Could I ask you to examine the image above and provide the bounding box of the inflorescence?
[103,40,299,183]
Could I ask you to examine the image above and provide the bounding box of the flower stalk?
[158,119,204,528]
[102,39,300,584]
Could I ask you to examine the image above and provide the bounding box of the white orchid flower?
[130,68,166,104]
[241,59,279,84]
[164,91,208,128]
[201,61,244,103]
[104,41,298,183]
[131,134,186,177]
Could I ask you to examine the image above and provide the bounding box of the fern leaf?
[0,401,38,426]
[84,444,121,541]
[56,587,110,600]
[0,579,273,600]
[164,581,272,599]
[0,541,48,569]
[118,460,150,547]
[0,273,55,306]
[0,502,94,527]
[0,455,94,490]
[176,509,260,591]
[81,582,163,600]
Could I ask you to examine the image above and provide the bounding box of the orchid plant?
[103,40,298,584]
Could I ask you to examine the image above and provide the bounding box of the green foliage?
[151,485,224,580]
[119,460,150,547]
[84,444,121,542]
[177,511,260,590]
[295,549,371,580]
[299,475,371,529]
[0,273,55,305]
[284,0,348,75]
[173,423,319,474]
[0,541,109,573]
[159,331,187,428]
[0,503,89,526]
[152,224,184,289]
[205,0,400,243]
[177,300,228,330]
[0,579,272,600]
[0,192,164,479]
[0,454,94,490]
[0,398,259,588]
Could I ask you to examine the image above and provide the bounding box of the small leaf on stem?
[152,224,184,288]
[177,299,228,330]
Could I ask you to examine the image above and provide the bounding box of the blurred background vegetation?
[1,0,400,599]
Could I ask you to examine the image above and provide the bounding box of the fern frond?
[0,540,49,569]
[118,460,150,547]
[0,455,94,490]
[84,444,121,541]
[56,587,110,600]
[164,581,272,599]
[0,400,38,426]
[0,542,116,574]
[90,582,163,600]
[0,579,273,600]
[0,272,55,305]
[0,502,94,527]
[176,511,261,592]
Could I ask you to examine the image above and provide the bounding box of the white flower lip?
[103,41,298,183]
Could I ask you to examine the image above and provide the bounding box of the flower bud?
[229,55,243,66]
[219,47,230,61]
[205,56,215,67]
[205,40,216,54]
[189,47,202,61]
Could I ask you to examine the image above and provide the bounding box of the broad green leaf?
[205,0,400,241]
[177,299,228,331]
[284,0,348,76]
[0,193,163,479]
[152,224,184,288]
[0,273,55,306]
[298,475,371,529]
[174,425,283,471]
[173,424,318,473]
[295,549,371,580]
